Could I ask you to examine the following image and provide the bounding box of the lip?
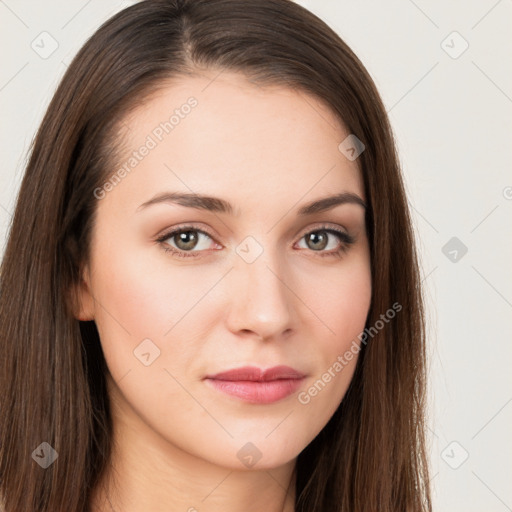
[204,365,306,404]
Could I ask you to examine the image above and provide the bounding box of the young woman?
[0,1,432,511]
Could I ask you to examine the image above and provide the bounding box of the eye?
[155,223,356,259]
[156,225,220,258]
[295,226,355,258]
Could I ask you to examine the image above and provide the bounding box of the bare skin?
[78,70,372,512]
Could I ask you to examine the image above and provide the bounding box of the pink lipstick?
[204,365,305,404]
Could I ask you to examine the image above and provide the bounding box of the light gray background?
[1,1,511,510]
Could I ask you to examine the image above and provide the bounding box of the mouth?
[203,365,306,404]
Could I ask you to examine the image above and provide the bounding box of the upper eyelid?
[156,224,216,242]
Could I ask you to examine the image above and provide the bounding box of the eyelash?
[155,223,356,259]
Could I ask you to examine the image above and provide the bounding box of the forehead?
[104,71,365,214]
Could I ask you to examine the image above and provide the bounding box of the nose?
[224,247,296,341]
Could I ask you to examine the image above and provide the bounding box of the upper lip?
[205,365,305,381]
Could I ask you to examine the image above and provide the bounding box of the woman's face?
[78,70,371,470]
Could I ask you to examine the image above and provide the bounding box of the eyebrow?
[136,191,367,216]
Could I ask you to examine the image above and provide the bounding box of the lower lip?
[205,378,304,404]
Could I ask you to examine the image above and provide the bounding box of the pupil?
[176,231,198,250]
[308,231,327,250]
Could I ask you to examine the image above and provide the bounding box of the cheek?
[88,240,227,379]
[293,256,371,432]
[303,247,372,353]
[322,266,372,344]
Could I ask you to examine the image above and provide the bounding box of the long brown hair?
[0,1,432,510]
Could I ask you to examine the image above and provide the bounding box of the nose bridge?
[226,236,294,339]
